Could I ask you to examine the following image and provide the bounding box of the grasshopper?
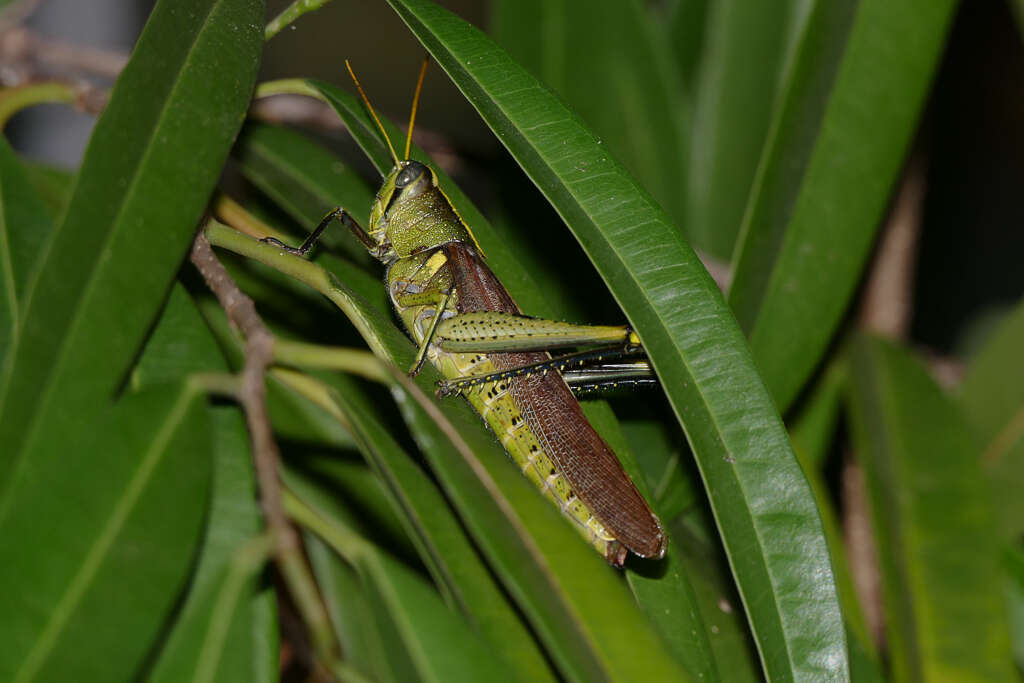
[268,61,665,566]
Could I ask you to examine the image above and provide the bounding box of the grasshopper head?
[369,160,478,258]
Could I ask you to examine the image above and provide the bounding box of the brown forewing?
[443,242,665,559]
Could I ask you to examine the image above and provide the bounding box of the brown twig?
[0,26,128,86]
[189,231,338,672]
[845,148,927,650]
[859,153,926,338]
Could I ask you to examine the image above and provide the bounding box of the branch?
[0,26,128,85]
[189,230,339,672]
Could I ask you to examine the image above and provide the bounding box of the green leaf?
[148,409,277,683]
[306,534,388,683]
[287,489,515,683]
[20,159,74,221]
[665,0,710,96]
[0,0,263,484]
[620,416,699,521]
[686,0,800,257]
[491,0,689,228]
[287,452,419,566]
[959,297,1024,540]
[788,358,847,470]
[0,381,212,682]
[381,1,847,679]
[673,513,762,683]
[0,138,54,367]
[1005,546,1024,673]
[591,408,716,681]
[847,335,1014,682]
[728,0,958,411]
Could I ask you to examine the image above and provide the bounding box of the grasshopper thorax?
[369,160,478,259]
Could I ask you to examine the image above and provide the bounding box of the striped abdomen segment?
[444,243,666,562]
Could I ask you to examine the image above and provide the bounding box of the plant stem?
[274,341,389,384]
[189,231,339,667]
[265,0,338,41]
[0,82,75,128]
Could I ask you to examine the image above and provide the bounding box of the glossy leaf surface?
[729,0,957,410]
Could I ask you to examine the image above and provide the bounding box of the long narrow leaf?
[728,0,957,411]
[382,1,847,679]
[0,0,263,485]
[686,0,800,257]
[847,335,1014,681]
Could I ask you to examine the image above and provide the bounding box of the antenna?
[345,59,400,167]
[405,56,430,160]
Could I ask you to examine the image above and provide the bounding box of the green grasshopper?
[268,61,665,566]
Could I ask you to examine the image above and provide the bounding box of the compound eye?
[395,161,425,189]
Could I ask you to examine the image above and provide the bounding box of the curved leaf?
[305,535,387,682]
[847,335,1014,682]
[20,159,73,220]
[664,0,710,95]
[728,0,957,410]
[382,1,847,679]
[1006,546,1024,672]
[0,0,263,486]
